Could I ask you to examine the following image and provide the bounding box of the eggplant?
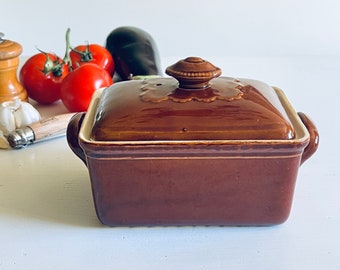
[105,26,162,81]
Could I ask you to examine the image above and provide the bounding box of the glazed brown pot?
[67,57,319,227]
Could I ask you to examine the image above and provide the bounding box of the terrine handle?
[298,112,319,165]
[66,112,87,165]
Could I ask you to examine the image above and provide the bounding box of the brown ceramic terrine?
[67,57,319,226]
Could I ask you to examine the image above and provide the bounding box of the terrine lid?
[90,57,295,141]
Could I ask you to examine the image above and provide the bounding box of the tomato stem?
[63,28,73,70]
[37,48,54,74]
[36,47,64,77]
[71,43,93,63]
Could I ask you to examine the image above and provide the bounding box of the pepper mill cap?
[0,33,23,60]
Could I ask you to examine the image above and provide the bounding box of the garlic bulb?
[14,100,41,128]
[0,104,16,135]
[0,99,41,136]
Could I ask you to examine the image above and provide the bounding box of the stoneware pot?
[67,57,319,227]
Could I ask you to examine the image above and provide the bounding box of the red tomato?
[69,44,114,76]
[60,63,113,112]
[19,53,69,104]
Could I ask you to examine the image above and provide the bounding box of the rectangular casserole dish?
[67,57,319,226]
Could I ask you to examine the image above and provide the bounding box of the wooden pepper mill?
[0,33,28,103]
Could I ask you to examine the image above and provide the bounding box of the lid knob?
[165,57,221,90]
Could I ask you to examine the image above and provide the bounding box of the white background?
[1,1,340,269]
[2,0,340,58]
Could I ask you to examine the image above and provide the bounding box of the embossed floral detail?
[210,78,244,101]
[140,77,244,103]
[140,78,178,102]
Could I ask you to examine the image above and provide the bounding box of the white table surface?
[0,56,338,270]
